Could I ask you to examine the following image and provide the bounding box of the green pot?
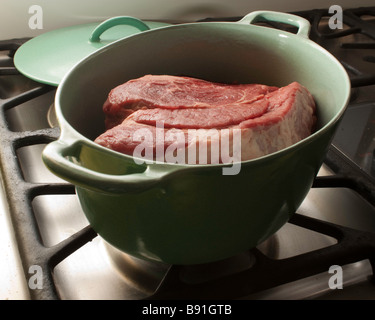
[42,11,350,265]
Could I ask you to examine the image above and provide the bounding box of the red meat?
[102,75,278,129]
[95,75,316,164]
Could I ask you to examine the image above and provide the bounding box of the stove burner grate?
[149,211,375,299]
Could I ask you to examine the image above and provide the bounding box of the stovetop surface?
[1,7,375,300]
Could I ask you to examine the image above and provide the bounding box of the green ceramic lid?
[14,16,170,86]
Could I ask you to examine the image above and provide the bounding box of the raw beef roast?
[95,75,316,164]
[102,75,278,129]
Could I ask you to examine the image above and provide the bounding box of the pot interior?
[57,22,350,143]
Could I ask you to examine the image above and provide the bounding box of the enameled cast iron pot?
[42,11,351,265]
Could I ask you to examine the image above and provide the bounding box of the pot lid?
[14,16,170,86]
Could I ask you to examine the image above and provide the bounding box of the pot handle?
[89,16,151,42]
[239,11,311,38]
[42,139,179,194]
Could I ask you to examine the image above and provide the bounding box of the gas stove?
[1,6,375,300]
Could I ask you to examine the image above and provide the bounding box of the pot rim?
[57,13,351,167]
[43,11,351,193]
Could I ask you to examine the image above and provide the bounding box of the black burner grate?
[1,7,375,300]
[149,211,375,299]
[295,7,375,89]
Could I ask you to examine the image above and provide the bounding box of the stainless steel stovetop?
[1,7,375,300]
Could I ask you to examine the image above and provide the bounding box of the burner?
[104,242,169,295]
